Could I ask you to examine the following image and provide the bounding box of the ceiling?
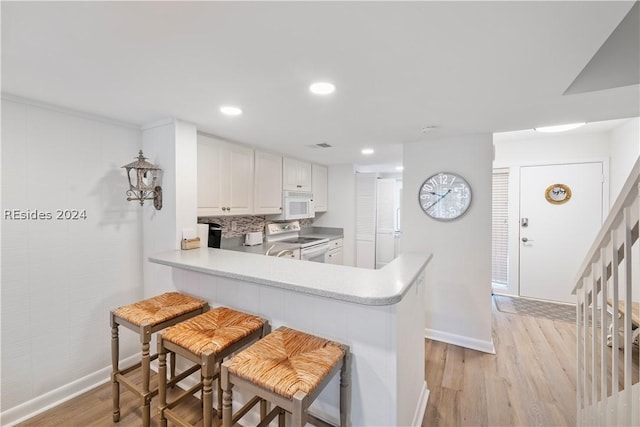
[2,1,639,171]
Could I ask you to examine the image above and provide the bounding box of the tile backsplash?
[199,215,314,238]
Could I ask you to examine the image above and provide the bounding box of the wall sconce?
[122,150,162,210]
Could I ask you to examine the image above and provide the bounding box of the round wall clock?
[545,183,572,204]
[418,172,472,220]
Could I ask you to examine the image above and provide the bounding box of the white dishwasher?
[326,238,343,265]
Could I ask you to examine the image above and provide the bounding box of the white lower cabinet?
[197,134,254,216]
[327,238,343,265]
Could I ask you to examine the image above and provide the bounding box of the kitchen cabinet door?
[312,164,328,212]
[197,135,225,216]
[223,143,254,215]
[197,135,254,216]
[254,151,282,214]
[327,238,343,265]
[283,157,312,191]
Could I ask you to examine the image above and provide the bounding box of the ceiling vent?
[306,142,333,149]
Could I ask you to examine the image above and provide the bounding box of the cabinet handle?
[297,185,301,188]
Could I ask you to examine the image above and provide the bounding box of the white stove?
[265,221,329,262]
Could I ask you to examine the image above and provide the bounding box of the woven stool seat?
[162,307,265,356]
[157,307,268,427]
[226,327,345,399]
[113,292,208,327]
[222,327,350,427]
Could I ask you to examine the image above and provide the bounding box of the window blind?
[492,169,509,285]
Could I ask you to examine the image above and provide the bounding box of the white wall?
[141,119,198,298]
[402,134,494,353]
[313,164,356,266]
[609,118,640,203]
[1,98,142,422]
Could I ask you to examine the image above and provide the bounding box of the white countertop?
[149,248,431,306]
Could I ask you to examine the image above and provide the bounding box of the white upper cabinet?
[197,136,224,216]
[197,134,254,216]
[283,157,312,191]
[312,164,328,212]
[254,151,283,214]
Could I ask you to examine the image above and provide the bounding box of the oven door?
[300,243,329,263]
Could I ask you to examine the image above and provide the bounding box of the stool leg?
[217,361,223,418]
[340,349,352,427]
[292,392,307,427]
[203,353,215,427]
[170,350,176,386]
[158,338,168,427]
[110,320,120,422]
[141,326,152,427]
[260,398,267,419]
[221,365,233,427]
[278,407,286,427]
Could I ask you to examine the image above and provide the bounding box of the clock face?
[418,172,472,220]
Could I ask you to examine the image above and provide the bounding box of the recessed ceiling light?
[361,148,374,155]
[309,82,336,95]
[395,166,404,171]
[534,122,586,133]
[220,106,243,116]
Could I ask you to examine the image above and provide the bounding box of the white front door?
[519,162,603,303]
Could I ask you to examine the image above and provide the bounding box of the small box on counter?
[181,238,201,250]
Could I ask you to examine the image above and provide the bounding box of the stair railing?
[573,157,640,426]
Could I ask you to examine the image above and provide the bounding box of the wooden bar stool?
[221,327,351,427]
[157,306,269,427]
[110,292,209,426]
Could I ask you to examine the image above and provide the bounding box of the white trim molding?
[425,328,496,354]
[0,355,138,426]
[411,381,430,426]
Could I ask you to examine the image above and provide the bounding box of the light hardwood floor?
[16,300,636,426]
[424,299,578,427]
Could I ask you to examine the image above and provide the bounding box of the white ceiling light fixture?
[396,166,404,171]
[361,148,374,155]
[220,105,243,116]
[534,122,586,133]
[309,82,336,95]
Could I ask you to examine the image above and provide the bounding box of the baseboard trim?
[411,381,430,426]
[0,354,138,427]
[425,328,496,354]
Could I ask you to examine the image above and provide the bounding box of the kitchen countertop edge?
[149,248,431,306]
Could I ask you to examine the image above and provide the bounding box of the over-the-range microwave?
[269,191,315,220]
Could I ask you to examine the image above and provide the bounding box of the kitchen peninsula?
[149,248,432,426]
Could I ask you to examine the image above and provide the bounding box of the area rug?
[493,294,576,323]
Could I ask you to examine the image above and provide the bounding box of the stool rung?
[307,413,336,427]
[165,381,203,411]
[116,373,156,399]
[233,395,262,425]
[163,408,196,427]
[168,363,201,387]
[117,351,163,377]
[257,406,281,427]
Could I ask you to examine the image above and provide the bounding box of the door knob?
[521,237,534,242]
